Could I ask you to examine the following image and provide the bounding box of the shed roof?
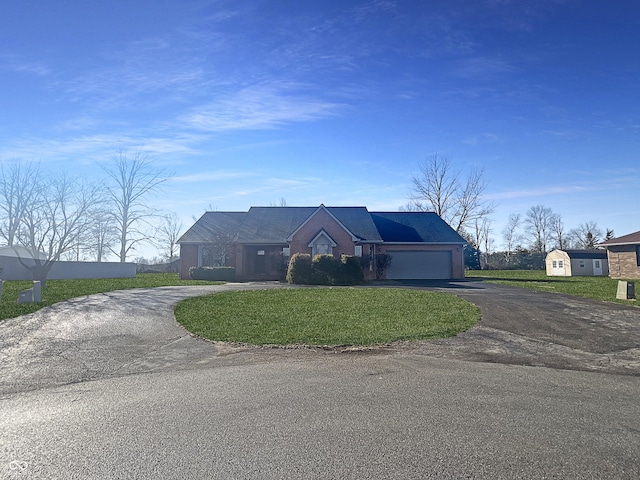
[562,249,608,259]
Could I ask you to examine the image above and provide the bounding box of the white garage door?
[385,251,452,280]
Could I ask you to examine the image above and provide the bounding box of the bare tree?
[16,174,100,285]
[471,218,493,268]
[569,221,603,249]
[605,229,614,241]
[524,205,555,255]
[399,201,421,212]
[85,209,119,261]
[409,154,495,232]
[201,232,238,267]
[102,151,168,262]
[158,212,183,268]
[0,161,41,246]
[501,213,521,265]
[269,197,288,207]
[550,213,568,250]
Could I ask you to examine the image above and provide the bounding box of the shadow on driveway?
[388,279,640,376]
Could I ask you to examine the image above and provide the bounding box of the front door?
[255,250,266,274]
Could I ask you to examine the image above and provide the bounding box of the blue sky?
[1,0,639,258]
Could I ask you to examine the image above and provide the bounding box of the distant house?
[545,249,608,277]
[178,205,467,281]
[597,231,640,279]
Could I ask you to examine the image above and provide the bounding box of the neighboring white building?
[545,249,609,277]
[0,246,136,280]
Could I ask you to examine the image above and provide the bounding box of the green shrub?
[375,253,392,279]
[311,254,339,285]
[189,266,236,281]
[286,253,313,284]
[336,255,364,285]
[287,253,364,285]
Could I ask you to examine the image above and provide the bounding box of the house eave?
[598,242,640,247]
[381,242,467,246]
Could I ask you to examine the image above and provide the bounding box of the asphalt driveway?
[2,280,640,479]
[406,280,640,376]
[1,279,640,396]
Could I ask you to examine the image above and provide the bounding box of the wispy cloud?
[181,84,342,132]
[0,54,49,76]
[1,131,200,163]
[541,129,590,138]
[454,56,517,80]
[489,184,594,200]
[462,133,506,146]
[172,170,255,183]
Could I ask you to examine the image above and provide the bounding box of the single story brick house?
[545,249,609,277]
[597,231,640,279]
[178,205,466,281]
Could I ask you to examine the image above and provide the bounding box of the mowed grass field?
[175,288,480,346]
[467,269,638,305]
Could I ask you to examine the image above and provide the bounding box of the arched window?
[308,230,337,257]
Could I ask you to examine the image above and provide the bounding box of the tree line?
[0,153,181,284]
[406,154,612,270]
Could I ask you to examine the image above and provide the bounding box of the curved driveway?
[2,281,640,479]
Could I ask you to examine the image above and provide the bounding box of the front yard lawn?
[175,287,479,346]
[0,274,221,321]
[467,270,638,305]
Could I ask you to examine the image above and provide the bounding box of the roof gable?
[287,205,359,242]
[307,229,337,248]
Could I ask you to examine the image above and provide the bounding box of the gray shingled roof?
[179,206,462,245]
[562,249,607,259]
[598,231,640,246]
[370,212,466,243]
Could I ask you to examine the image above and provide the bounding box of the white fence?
[0,256,136,280]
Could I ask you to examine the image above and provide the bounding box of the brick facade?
[179,244,199,279]
[606,246,640,279]
[288,208,358,258]
[178,206,467,281]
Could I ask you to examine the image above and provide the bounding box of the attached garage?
[385,250,453,280]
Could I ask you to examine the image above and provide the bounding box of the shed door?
[385,251,452,280]
[593,259,603,276]
[551,259,565,275]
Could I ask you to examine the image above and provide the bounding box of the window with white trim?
[309,231,337,258]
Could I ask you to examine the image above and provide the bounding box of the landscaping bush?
[286,253,313,284]
[311,254,339,285]
[375,253,392,280]
[189,266,236,281]
[287,253,364,285]
[336,255,364,285]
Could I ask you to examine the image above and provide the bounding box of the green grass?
[0,273,221,321]
[175,287,480,346]
[467,270,638,305]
